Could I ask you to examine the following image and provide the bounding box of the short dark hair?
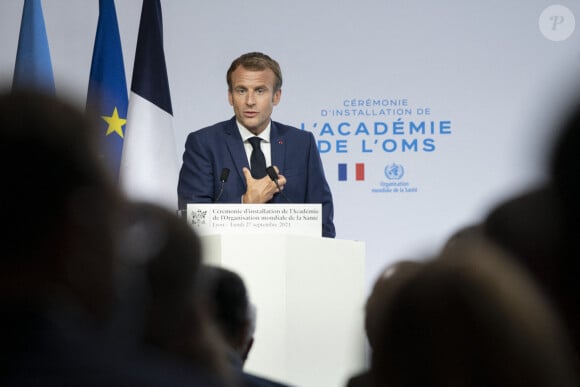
[200,265,249,345]
[226,52,283,92]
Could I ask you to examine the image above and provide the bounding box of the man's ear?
[228,90,233,106]
[272,89,281,106]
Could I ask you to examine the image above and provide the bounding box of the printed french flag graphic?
[338,163,365,181]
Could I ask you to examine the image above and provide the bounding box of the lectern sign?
[186,203,322,237]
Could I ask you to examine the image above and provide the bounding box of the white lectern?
[200,233,366,387]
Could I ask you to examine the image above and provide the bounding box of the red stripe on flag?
[356,163,365,181]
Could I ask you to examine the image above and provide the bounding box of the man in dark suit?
[177,52,335,238]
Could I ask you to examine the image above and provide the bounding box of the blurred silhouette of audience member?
[199,265,292,387]
[482,185,578,360]
[0,90,227,386]
[481,101,580,373]
[548,100,580,366]
[550,101,580,257]
[113,202,235,386]
[114,201,235,386]
[345,259,423,387]
[0,90,128,385]
[483,185,564,299]
[440,223,485,254]
[371,241,579,387]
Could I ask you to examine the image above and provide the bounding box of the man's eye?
[236,89,246,94]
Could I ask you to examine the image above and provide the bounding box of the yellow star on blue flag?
[86,0,128,181]
[102,106,126,138]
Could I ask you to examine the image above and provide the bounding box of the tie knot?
[248,136,262,149]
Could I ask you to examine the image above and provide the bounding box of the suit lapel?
[224,118,250,184]
[270,121,286,172]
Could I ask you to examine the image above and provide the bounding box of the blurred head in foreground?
[372,241,578,387]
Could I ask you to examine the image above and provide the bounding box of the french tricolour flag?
[119,0,178,211]
[338,163,365,181]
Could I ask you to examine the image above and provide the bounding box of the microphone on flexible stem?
[266,166,291,203]
[213,168,230,203]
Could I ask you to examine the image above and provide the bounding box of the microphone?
[214,168,230,203]
[266,166,291,203]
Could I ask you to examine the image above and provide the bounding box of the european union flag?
[13,0,55,94]
[86,0,128,181]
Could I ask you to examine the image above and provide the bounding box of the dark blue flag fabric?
[86,0,128,181]
[13,0,55,94]
[130,0,172,115]
[119,0,178,210]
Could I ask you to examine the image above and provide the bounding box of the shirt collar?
[237,120,271,143]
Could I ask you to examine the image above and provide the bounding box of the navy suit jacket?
[178,117,335,238]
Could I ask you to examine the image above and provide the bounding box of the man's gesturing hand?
[242,166,286,203]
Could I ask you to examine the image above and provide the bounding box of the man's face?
[228,66,281,135]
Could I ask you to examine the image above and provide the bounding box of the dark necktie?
[248,136,267,178]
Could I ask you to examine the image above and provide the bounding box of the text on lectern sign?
[186,203,322,237]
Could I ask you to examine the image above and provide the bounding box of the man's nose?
[245,92,255,105]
